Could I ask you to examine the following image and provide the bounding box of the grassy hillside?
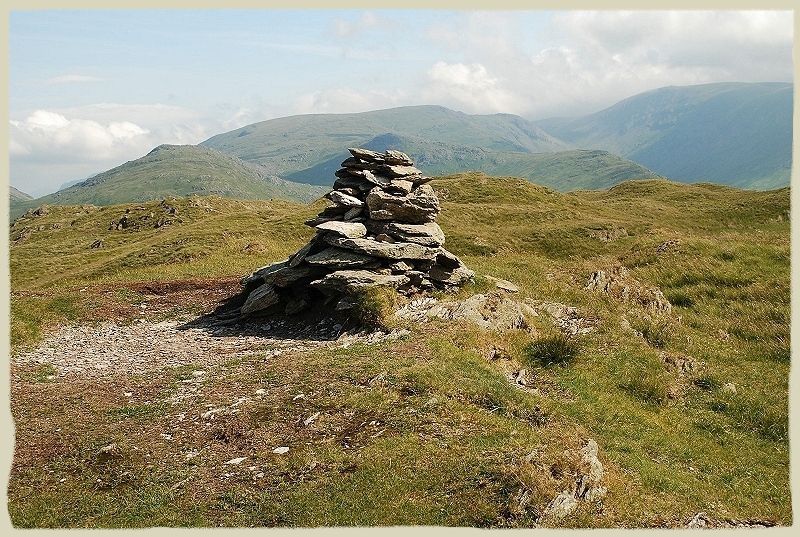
[536,82,792,188]
[202,105,567,180]
[11,145,327,219]
[8,175,790,527]
[285,133,659,190]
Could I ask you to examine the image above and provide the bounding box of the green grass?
[8,173,791,527]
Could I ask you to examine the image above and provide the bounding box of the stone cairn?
[233,147,474,318]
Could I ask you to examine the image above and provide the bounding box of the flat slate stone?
[263,265,320,287]
[241,283,281,315]
[385,221,445,247]
[333,174,373,192]
[384,149,413,165]
[311,270,410,294]
[324,235,438,260]
[383,164,423,177]
[429,264,475,286]
[304,247,378,268]
[242,260,289,286]
[348,147,385,162]
[315,220,367,239]
[328,190,363,208]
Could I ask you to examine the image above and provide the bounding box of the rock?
[576,439,606,501]
[486,276,519,293]
[386,179,413,194]
[263,265,321,287]
[242,260,289,287]
[366,185,439,223]
[374,233,396,243]
[288,238,319,267]
[304,247,378,268]
[90,239,104,249]
[272,446,290,455]
[543,492,579,520]
[384,149,413,165]
[434,248,462,270]
[381,221,445,247]
[396,293,531,332]
[315,220,367,239]
[328,190,364,208]
[383,164,422,177]
[343,207,363,220]
[722,382,737,394]
[429,264,475,286]
[348,147,385,161]
[303,412,321,426]
[225,457,246,465]
[311,270,410,294]
[586,265,672,314]
[333,175,373,193]
[324,235,438,260]
[241,283,281,315]
[284,296,309,315]
[389,261,414,272]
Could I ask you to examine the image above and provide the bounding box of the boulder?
[429,264,475,286]
[263,265,321,287]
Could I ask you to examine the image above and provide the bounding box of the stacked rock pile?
[235,147,473,317]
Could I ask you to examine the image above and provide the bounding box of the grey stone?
[383,164,423,177]
[348,147,385,162]
[389,261,414,272]
[288,238,320,267]
[366,184,439,223]
[429,264,475,286]
[434,248,462,270]
[304,247,378,268]
[343,207,363,220]
[324,235,438,260]
[385,222,445,247]
[242,260,289,286]
[241,283,281,315]
[333,174,373,193]
[384,149,413,165]
[314,220,367,239]
[311,270,410,294]
[328,190,363,208]
[386,179,413,195]
[264,265,320,287]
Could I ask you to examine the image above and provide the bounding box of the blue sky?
[9,9,794,196]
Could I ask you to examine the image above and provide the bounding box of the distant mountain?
[536,82,792,189]
[201,105,569,182]
[10,186,33,202]
[284,133,659,190]
[11,145,327,219]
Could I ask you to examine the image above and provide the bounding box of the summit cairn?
[236,148,473,318]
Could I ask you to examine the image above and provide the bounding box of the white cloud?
[292,87,407,115]
[9,103,216,196]
[423,62,522,114]
[421,10,793,118]
[10,110,150,162]
[46,74,104,84]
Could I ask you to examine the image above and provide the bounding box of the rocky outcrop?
[234,148,473,318]
[585,265,672,314]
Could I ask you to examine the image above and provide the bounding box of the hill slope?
[8,175,789,527]
[10,186,33,202]
[11,145,327,218]
[285,133,659,190]
[201,105,571,181]
[536,82,793,188]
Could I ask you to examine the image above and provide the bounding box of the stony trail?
[11,317,409,379]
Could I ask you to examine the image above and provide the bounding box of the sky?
[9,9,794,197]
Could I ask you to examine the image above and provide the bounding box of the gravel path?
[12,317,409,378]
